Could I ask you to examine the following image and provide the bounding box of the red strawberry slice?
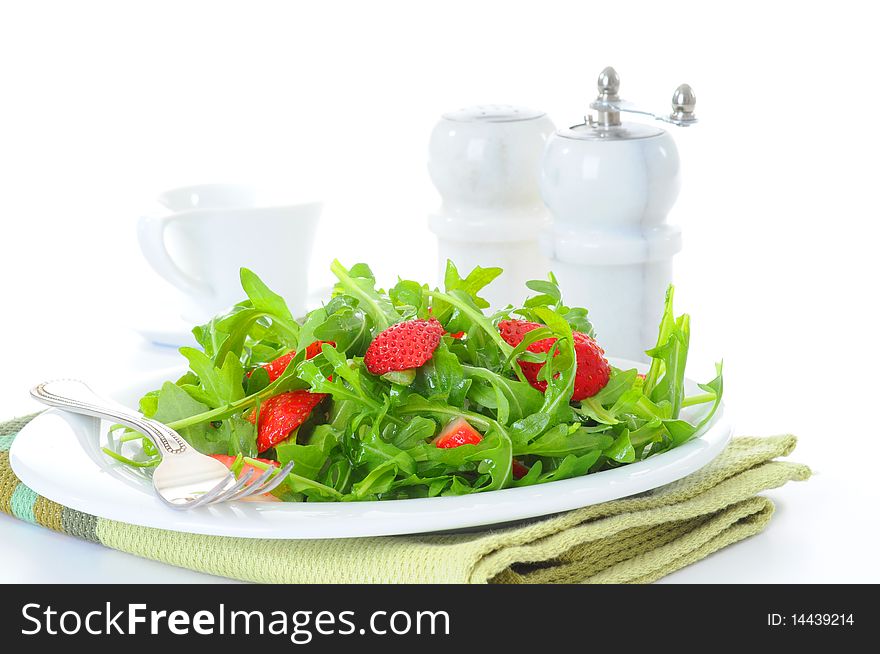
[255,351,297,382]
[304,340,331,359]
[498,319,610,401]
[434,417,483,448]
[249,340,333,382]
[499,319,556,389]
[569,332,611,399]
[364,318,444,375]
[499,319,552,349]
[247,390,327,452]
[512,458,530,480]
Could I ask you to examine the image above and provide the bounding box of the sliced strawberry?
[210,454,279,484]
[434,417,483,448]
[499,319,553,349]
[254,351,297,382]
[512,458,530,480]
[499,319,555,387]
[364,318,444,375]
[249,340,334,382]
[498,319,610,401]
[305,340,333,359]
[247,390,327,452]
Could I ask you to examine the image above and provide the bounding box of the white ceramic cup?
[137,184,322,322]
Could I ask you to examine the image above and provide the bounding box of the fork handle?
[31,380,189,455]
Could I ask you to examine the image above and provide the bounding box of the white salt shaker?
[540,67,697,360]
[428,105,556,307]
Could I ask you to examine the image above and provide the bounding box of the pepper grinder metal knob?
[595,66,622,126]
[671,84,697,124]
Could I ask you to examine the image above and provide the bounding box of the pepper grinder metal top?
[566,66,697,141]
[592,66,696,127]
[539,67,696,361]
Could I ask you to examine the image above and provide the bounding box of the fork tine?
[225,465,279,502]
[196,469,255,508]
[181,460,294,509]
[179,471,239,509]
[253,461,295,496]
[212,468,259,504]
[245,461,293,496]
[229,460,293,502]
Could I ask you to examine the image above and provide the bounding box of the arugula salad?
[106,261,723,502]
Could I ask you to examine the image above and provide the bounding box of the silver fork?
[30,380,294,510]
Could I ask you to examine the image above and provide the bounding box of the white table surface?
[1,327,877,584]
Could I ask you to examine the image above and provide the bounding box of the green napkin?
[1,415,809,583]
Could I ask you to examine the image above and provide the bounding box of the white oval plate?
[10,360,732,539]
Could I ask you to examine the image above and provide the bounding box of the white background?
[0,0,878,582]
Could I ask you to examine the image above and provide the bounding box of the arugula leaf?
[351,459,401,498]
[313,303,373,355]
[590,368,639,406]
[662,362,724,446]
[647,313,690,418]
[509,413,553,447]
[603,429,636,463]
[330,260,400,331]
[240,268,296,325]
[245,366,271,395]
[353,424,415,476]
[150,382,228,454]
[531,307,576,419]
[416,344,470,408]
[179,348,245,408]
[560,306,595,338]
[463,365,543,424]
[433,260,502,321]
[138,390,160,418]
[519,424,613,457]
[525,279,562,302]
[518,273,595,337]
[219,416,258,458]
[412,429,512,492]
[297,345,388,417]
[643,285,677,393]
[537,451,602,484]
[389,279,430,318]
[426,287,514,360]
[389,416,437,449]
[576,397,620,425]
[275,429,336,480]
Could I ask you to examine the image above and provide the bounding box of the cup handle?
[137,214,213,297]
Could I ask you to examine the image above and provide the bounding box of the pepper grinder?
[428,105,556,307]
[539,67,697,360]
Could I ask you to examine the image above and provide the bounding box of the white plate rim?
[10,360,732,539]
